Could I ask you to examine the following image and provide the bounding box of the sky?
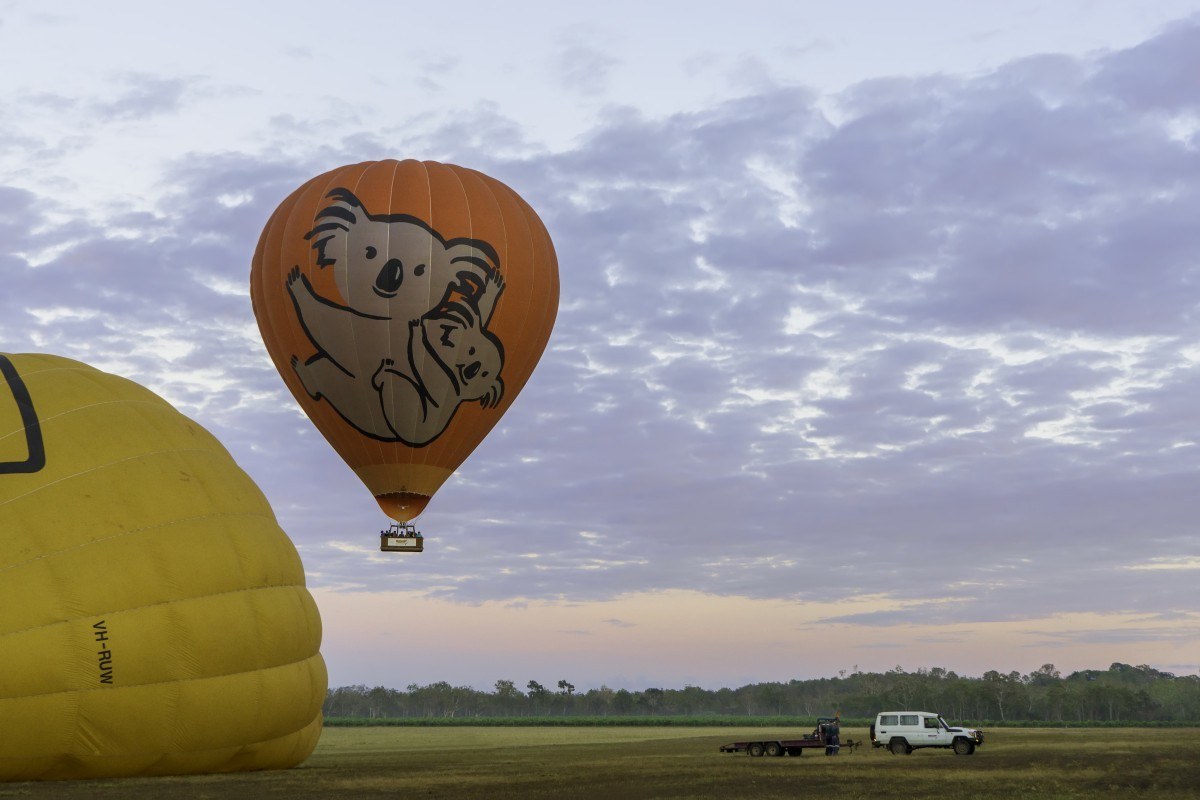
[2,0,1199,692]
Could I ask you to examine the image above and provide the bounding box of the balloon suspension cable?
[379,521,424,553]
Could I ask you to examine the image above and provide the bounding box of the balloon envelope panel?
[251,159,559,521]
[0,353,326,781]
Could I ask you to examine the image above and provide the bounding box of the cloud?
[3,19,1199,638]
[1090,18,1200,112]
[91,74,191,121]
[1028,625,1200,647]
[552,29,620,97]
[603,618,637,628]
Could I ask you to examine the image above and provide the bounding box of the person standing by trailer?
[825,715,841,755]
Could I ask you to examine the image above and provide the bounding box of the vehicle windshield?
[938,716,952,729]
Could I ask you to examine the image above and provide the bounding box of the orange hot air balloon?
[251,160,558,537]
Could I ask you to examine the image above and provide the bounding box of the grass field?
[1,726,1197,799]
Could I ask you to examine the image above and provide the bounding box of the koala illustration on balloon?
[286,188,505,446]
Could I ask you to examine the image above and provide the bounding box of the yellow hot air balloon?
[251,160,559,545]
[0,353,325,782]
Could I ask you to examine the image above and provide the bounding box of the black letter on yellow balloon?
[0,354,46,474]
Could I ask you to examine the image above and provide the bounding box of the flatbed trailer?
[720,717,854,757]
[719,735,826,757]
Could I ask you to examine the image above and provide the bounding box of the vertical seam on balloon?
[480,179,540,439]
[398,158,435,461]
[370,160,402,490]
[500,184,540,396]
[423,163,475,480]
[409,161,443,481]
[334,163,374,496]
[438,167,504,473]
[391,158,424,482]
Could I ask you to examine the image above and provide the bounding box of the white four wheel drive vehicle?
[870,711,984,755]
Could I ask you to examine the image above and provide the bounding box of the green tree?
[982,670,1025,721]
[638,688,665,715]
[583,685,615,716]
[557,680,576,716]
[526,680,549,714]
[494,679,522,715]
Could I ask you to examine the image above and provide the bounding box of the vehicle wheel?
[748,743,764,757]
[889,739,911,756]
[765,742,783,757]
[953,738,975,755]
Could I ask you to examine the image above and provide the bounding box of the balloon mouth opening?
[375,492,430,523]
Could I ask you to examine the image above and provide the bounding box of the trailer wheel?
[889,738,911,755]
[748,743,765,757]
[765,742,783,757]
[953,738,975,755]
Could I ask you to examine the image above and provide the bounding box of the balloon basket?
[380,522,424,553]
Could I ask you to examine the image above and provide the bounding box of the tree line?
[324,662,1200,723]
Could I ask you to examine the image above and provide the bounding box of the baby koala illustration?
[286,188,506,446]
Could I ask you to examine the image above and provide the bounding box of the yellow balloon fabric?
[0,353,326,782]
